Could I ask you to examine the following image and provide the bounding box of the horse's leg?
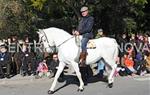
[70,61,84,91]
[105,59,117,88]
[48,62,65,94]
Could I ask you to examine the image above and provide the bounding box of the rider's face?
[81,10,88,17]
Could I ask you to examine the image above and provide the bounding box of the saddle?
[75,36,96,49]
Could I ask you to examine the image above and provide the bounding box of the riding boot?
[79,52,87,67]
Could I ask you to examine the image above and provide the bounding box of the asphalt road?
[0,73,150,95]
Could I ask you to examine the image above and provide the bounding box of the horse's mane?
[41,27,73,47]
[44,27,72,38]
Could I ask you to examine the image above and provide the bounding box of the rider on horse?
[73,6,94,67]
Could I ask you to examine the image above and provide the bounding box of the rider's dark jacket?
[77,15,94,39]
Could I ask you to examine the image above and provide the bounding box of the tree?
[93,0,148,35]
[0,0,149,39]
[0,0,38,39]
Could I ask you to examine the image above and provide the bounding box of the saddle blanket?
[87,40,96,49]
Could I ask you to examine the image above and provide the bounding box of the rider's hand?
[75,31,80,36]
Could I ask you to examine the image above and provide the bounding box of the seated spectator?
[47,53,64,80]
[0,44,11,78]
[134,52,146,75]
[145,52,150,73]
[20,43,35,76]
[35,59,51,78]
[124,52,137,76]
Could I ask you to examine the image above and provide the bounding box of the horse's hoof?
[58,77,64,82]
[48,90,54,94]
[108,83,113,88]
[77,88,84,92]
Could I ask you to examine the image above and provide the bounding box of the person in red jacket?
[124,52,137,76]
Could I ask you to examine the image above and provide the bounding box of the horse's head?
[37,29,55,53]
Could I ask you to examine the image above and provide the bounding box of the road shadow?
[53,74,108,93]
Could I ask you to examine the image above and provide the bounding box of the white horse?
[38,27,118,94]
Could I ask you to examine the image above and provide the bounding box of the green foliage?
[129,0,148,5]
[94,0,149,34]
[123,18,137,33]
[0,0,149,39]
[31,0,47,10]
[0,0,37,39]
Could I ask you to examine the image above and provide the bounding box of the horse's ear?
[37,31,40,34]
[37,29,42,34]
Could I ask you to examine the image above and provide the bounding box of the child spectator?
[35,60,51,78]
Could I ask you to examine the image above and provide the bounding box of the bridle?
[39,29,74,52]
[39,30,56,52]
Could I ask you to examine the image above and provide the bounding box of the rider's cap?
[80,6,88,12]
